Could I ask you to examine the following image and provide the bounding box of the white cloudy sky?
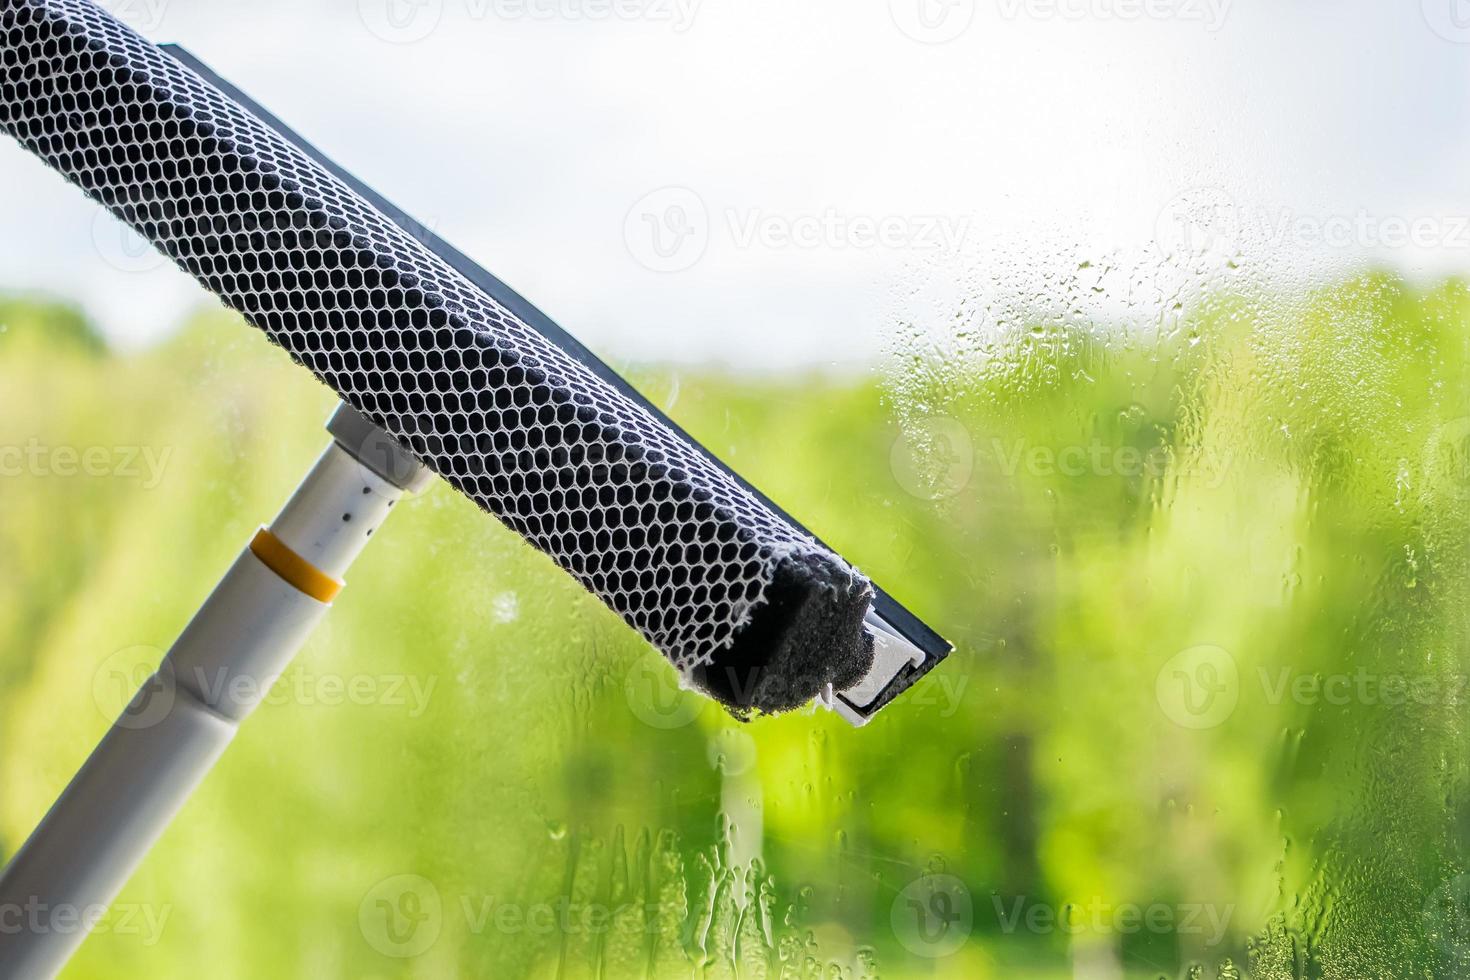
[1,0,1467,367]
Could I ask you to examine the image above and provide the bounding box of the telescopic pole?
[0,404,430,980]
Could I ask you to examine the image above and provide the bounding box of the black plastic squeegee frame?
[0,0,949,716]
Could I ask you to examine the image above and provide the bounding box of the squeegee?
[0,1,951,974]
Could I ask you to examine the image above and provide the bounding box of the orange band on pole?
[249,528,343,603]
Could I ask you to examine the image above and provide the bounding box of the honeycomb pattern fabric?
[0,0,870,674]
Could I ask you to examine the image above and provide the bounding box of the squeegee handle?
[0,406,429,980]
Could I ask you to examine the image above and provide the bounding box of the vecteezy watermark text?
[893,873,974,958]
[995,0,1230,31]
[358,0,701,44]
[1156,188,1470,259]
[888,416,1234,502]
[358,874,688,958]
[1157,644,1470,730]
[93,648,439,729]
[0,898,171,947]
[0,441,172,489]
[889,0,1229,44]
[991,895,1234,946]
[889,872,1233,959]
[624,188,973,273]
[983,436,1231,485]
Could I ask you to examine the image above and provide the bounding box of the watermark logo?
[890,416,975,501]
[1426,873,1470,971]
[396,212,445,251]
[624,187,710,273]
[95,0,170,31]
[1155,186,1241,260]
[892,873,973,958]
[359,0,446,44]
[889,0,976,44]
[348,422,426,492]
[624,656,705,729]
[1155,644,1239,730]
[360,874,443,958]
[90,207,167,275]
[92,646,174,731]
[1422,0,1470,43]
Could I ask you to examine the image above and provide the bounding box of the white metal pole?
[0,405,430,980]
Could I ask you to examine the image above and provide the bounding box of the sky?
[1,0,1468,368]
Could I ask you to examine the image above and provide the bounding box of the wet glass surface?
[1,274,1466,977]
[1,1,1468,978]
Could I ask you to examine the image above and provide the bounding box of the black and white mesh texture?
[0,0,899,712]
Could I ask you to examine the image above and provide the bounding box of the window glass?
[0,1,1466,978]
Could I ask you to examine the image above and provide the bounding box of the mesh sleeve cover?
[0,0,876,713]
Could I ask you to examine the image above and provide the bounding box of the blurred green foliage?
[0,276,1466,978]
